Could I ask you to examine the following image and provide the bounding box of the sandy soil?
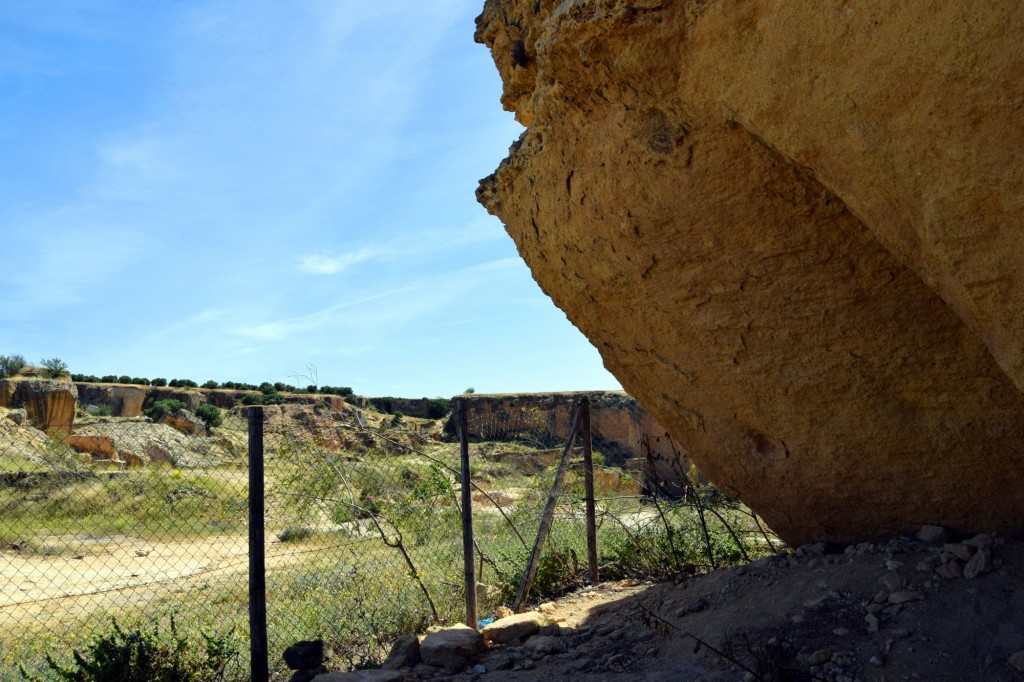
[0,535,252,629]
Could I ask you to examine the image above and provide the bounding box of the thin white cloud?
[234,257,520,341]
[298,217,507,275]
[299,246,384,274]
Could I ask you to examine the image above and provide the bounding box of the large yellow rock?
[475,0,1024,544]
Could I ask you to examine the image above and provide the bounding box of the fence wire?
[0,387,780,681]
[461,394,781,609]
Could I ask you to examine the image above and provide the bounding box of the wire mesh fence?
[459,394,781,613]
[0,404,253,681]
[0,387,781,681]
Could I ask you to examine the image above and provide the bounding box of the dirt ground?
[405,529,1024,682]
[0,535,251,629]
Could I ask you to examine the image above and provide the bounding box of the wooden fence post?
[581,397,599,584]
[248,407,269,682]
[457,398,478,629]
[512,401,584,613]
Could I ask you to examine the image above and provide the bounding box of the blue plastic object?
[477,617,495,628]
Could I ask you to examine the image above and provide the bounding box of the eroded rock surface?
[475,0,1024,543]
[449,392,689,484]
[0,379,77,435]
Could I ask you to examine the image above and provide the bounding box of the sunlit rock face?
[0,379,78,435]
[475,0,1024,544]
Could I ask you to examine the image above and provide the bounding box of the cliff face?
[73,384,350,417]
[475,0,1024,544]
[0,379,78,434]
[450,392,690,486]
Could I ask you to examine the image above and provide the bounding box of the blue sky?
[0,1,620,397]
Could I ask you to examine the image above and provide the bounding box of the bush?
[427,398,451,419]
[117,375,132,384]
[150,378,167,387]
[20,617,237,682]
[143,399,186,423]
[0,354,27,378]
[40,357,69,379]
[101,375,118,383]
[194,404,223,428]
[91,404,113,417]
[200,380,218,389]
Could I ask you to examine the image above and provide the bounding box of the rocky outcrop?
[68,435,119,460]
[163,409,207,437]
[0,379,77,434]
[449,392,689,485]
[75,384,148,417]
[73,383,350,416]
[72,419,229,467]
[475,1,1024,544]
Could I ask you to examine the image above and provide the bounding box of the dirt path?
[0,534,256,630]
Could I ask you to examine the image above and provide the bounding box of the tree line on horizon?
[69,374,356,398]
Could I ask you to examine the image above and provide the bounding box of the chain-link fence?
[0,387,780,681]
[458,394,781,615]
[0,402,254,681]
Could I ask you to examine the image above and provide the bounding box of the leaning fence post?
[581,397,599,584]
[457,398,478,629]
[513,400,584,613]
[248,407,269,682]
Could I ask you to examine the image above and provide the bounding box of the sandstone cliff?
[449,392,690,487]
[73,383,350,417]
[475,0,1024,544]
[0,379,77,435]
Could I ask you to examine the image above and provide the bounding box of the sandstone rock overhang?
[474,0,1024,544]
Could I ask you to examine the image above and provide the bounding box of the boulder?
[68,435,119,460]
[163,409,207,437]
[380,634,420,669]
[283,640,328,671]
[475,0,1024,544]
[419,624,485,671]
[481,611,544,645]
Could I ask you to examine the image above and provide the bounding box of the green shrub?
[278,526,317,543]
[0,354,27,378]
[40,357,69,379]
[150,378,168,387]
[427,398,451,419]
[20,617,237,682]
[200,380,218,389]
[143,399,186,423]
[194,404,223,428]
[87,404,113,417]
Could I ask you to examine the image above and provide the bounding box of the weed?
[19,617,238,682]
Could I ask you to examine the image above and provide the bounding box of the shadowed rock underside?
[475,0,1024,544]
